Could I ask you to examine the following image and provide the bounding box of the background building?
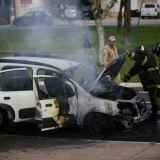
[0,0,46,24]
[10,0,76,23]
[110,0,160,15]
[13,0,44,17]
[0,0,10,24]
[0,0,159,24]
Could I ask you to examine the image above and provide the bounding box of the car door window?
[37,68,75,97]
[35,76,63,100]
[0,70,33,91]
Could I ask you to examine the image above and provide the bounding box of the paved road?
[0,116,160,160]
[0,135,160,160]
[0,18,160,29]
[50,17,160,27]
[1,117,160,142]
[62,18,160,27]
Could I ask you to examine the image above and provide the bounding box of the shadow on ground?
[1,117,160,153]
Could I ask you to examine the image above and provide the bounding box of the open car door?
[34,75,75,131]
[34,75,61,131]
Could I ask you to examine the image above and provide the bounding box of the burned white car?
[0,56,152,135]
[66,61,152,130]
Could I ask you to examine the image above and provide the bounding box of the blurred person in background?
[102,35,120,81]
[102,35,119,67]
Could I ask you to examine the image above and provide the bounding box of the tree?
[90,0,117,65]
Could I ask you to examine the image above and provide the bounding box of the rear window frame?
[0,68,33,92]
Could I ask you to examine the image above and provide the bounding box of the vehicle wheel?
[120,108,134,129]
[0,111,5,129]
[0,112,4,127]
[83,113,109,137]
[121,117,134,129]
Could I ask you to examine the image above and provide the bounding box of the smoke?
[15,0,97,70]
[8,0,100,92]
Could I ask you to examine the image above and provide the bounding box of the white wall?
[15,0,45,17]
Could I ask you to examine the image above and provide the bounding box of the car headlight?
[104,101,119,116]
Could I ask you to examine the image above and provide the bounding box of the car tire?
[0,110,6,129]
[83,112,109,137]
[120,108,134,129]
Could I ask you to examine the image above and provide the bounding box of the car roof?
[0,56,80,71]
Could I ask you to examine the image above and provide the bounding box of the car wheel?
[0,109,10,130]
[120,108,134,129]
[83,113,109,137]
[0,111,5,129]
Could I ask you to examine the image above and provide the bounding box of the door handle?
[4,97,11,100]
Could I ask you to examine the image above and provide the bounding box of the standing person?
[122,45,160,119]
[102,35,119,67]
[102,35,121,82]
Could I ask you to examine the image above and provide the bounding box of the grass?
[104,26,160,53]
[0,27,84,54]
[0,26,159,55]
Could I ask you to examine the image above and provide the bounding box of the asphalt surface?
[1,119,160,160]
[0,135,160,160]
[0,18,160,29]
[1,117,160,142]
[67,18,160,27]
[21,17,160,27]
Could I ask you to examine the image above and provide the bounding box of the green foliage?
[0,26,159,55]
[0,27,84,54]
[104,26,160,53]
